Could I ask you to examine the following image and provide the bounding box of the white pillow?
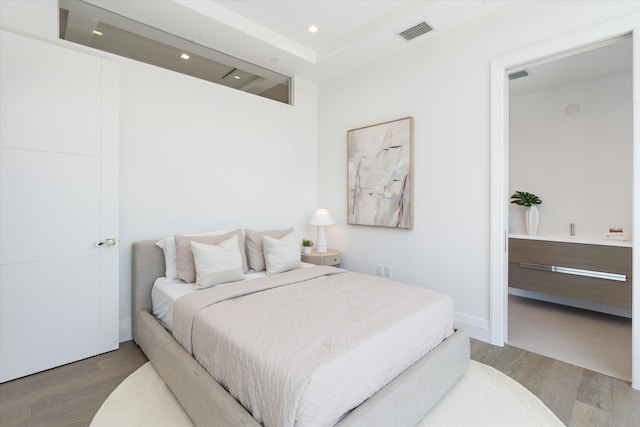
[156,229,232,280]
[262,232,302,275]
[190,236,244,290]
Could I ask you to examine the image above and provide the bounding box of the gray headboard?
[131,239,165,343]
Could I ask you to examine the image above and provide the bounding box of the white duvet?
[172,266,454,427]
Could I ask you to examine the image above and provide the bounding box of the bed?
[132,238,469,427]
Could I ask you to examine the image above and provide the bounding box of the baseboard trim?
[454,312,490,342]
[119,317,132,342]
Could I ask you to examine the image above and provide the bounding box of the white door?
[0,30,119,382]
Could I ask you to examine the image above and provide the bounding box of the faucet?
[570,223,575,237]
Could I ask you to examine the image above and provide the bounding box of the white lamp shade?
[309,208,335,226]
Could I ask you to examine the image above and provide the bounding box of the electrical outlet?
[383,265,392,278]
[376,264,383,276]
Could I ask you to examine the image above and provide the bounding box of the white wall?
[318,1,640,340]
[509,72,633,237]
[118,64,319,340]
[1,0,319,342]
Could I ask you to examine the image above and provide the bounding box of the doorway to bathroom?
[489,14,639,390]
[506,36,633,381]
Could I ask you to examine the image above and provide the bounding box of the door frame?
[489,13,640,390]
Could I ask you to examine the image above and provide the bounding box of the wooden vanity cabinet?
[508,238,632,309]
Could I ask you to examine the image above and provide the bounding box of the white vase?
[525,205,539,235]
[303,246,312,254]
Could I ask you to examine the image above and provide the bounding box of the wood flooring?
[0,339,638,427]
[0,341,147,427]
[471,339,640,427]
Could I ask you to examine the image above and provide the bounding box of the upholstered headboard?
[131,239,165,343]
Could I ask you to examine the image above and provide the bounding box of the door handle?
[94,237,117,247]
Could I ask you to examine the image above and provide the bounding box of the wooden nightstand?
[301,249,341,267]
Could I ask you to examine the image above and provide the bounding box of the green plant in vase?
[302,239,314,254]
[510,191,542,235]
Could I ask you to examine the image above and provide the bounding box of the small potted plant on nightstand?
[302,239,314,254]
[510,191,542,235]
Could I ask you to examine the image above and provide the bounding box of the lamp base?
[316,226,328,253]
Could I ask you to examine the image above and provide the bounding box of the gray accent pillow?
[245,227,294,272]
[175,229,248,283]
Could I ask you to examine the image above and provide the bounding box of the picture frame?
[347,117,413,229]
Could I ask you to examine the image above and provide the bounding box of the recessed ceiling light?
[180,53,190,60]
[308,25,318,33]
[233,75,241,80]
[92,30,102,36]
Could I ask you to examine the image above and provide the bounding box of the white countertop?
[509,233,632,248]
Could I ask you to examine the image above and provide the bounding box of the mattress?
[172,266,454,427]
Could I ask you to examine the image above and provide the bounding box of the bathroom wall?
[509,71,633,238]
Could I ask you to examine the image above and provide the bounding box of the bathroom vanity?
[509,235,632,311]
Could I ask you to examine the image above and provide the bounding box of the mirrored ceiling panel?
[59,0,291,104]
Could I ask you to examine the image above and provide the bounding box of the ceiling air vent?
[508,70,530,80]
[398,21,433,41]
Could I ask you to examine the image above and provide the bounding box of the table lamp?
[309,208,334,253]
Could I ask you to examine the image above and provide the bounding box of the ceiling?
[509,36,632,97]
[60,0,294,103]
[85,0,631,88]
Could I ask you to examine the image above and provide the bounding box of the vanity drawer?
[508,238,632,309]
[509,239,631,277]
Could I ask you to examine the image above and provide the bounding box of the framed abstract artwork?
[347,117,413,229]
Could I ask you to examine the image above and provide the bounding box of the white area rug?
[91,361,563,427]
